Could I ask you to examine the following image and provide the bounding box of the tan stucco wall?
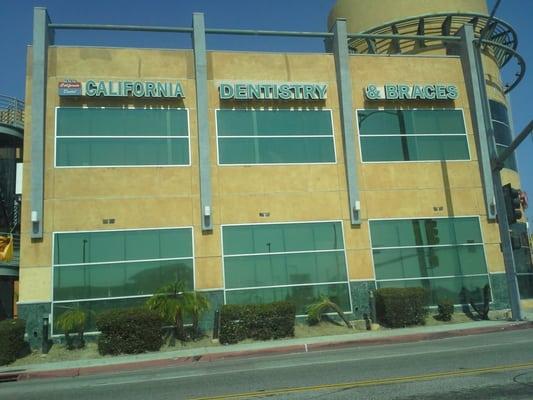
[19,46,506,303]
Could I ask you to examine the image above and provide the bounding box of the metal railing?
[0,95,25,130]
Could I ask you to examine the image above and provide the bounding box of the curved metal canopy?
[348,12,524,93]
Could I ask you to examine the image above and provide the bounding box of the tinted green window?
[54,259,194,301]
[496,144,518,171]
[222,222,350,313]
[56,108,189,167]
[57,108,188,137]
[54,229,192,265]
[373,245,487,280]
[217,109,333,136]
[52,228,194,328]
[225,251,346,289]
[53,297,148,333]
[360,136,469,162]
[226,283,351,315]
[56,137,189,167]
[517,275,533,299]
[218,137,335,164]
[370,217,483,248]
[377,275,490,305]
[358,110,465,135]
[489,100,509,126]
[223,222,344,255]
[217,110,335,164]
[489,101,517,172]
[370,217,489,305]
[358,109,469,162]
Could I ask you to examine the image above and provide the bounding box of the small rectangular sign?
[58,80,82,96]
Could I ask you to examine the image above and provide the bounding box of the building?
[18,0,532,346]
[0,94,23,321]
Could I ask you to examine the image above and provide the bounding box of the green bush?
[96,308,163,355]
[375,288,429,328]
[436,299,455,321]
[219,302,295,345]
[0,319,27,365]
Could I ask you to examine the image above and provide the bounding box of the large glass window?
[358,109,469,162]
[512,222,533,299]
[52,227,194,333]
[216,109,335,164]
[222,222,351,314]
[489,100,517,171]
[370,217,490,304]
[56,108,190,167]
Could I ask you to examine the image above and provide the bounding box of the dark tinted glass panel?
[56,137,189,166]
[218,137,335,164]
[54,229,193,265]
[370,218,483,248]
[53,297,148,333]
[217,110,332,136]
[54,259,194,301]
[360,136,469,161]
[57,108,188,137]
[489,100,509,125]
[496,144,518,171]
[517,275,533,299]
[493,121,512,145]
[223,222,344,255]
[226,283,351,314]
[373,245,487,280]
[377,275,490,305]
[224,251,347,289]
[358,110,465,135]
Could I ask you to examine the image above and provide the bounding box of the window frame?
[356,108,471,164]
[215,108,337,166]
[51,226,195,336]
[220,220,353,316]
[367,215,492,305]
[54,106,192,169]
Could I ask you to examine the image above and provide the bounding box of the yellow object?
[0,234,13,262]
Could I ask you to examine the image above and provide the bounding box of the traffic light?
[502,184,522,224]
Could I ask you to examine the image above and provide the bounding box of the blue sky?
[0,0,531,222]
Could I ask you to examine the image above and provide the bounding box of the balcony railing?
[0,95,24,131]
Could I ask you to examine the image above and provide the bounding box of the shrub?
[219,301,295,345]
[436,299,455,321]
[96,308,163,355]
[0,319,27,365]
[375,288,429,328]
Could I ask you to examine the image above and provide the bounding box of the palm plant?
[146,281,210,344]
[307,296,352,328]
[183,291,210,338]
[56,308,87,349]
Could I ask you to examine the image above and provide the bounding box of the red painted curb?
[7,321,532,381]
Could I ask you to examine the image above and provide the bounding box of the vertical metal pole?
[455,25,496,221]
[192,13,213,231]
[332,19,361,225]
[30,8,52,239]
[456,25,522,320]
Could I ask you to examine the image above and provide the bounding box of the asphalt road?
[1,329,533,400]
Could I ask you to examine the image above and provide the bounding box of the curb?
[5,321,533,382]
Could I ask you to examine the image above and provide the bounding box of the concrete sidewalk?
[1,319,532,382]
